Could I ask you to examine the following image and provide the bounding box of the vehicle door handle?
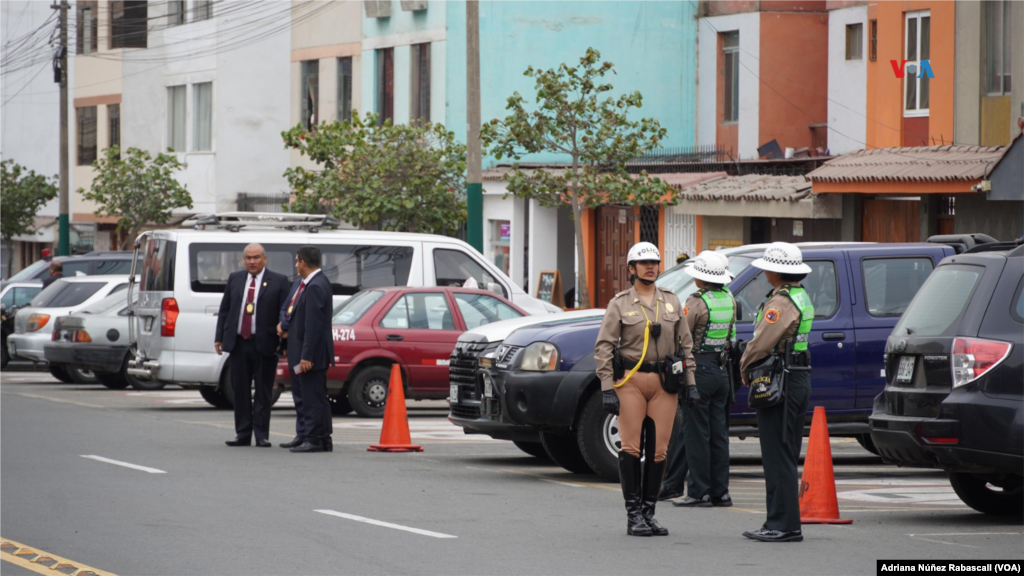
[822,332,846,341]
[386,335,404,342]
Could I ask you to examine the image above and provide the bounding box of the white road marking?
[80,455,166,474]
[908,532,1022,547]
[540,478,584,488]
[315,510,457,539]
[838,486,964,505]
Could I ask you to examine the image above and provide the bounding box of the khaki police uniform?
[740,284,812,533]
[595,285,695,461]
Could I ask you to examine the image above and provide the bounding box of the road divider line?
[14,392,104,409]
[80,455,166,474]
[1,537,118,576]
[314,510,457,539]
[540,478,585,488]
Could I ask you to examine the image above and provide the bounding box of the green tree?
[480,47,670,308]
[1,159,59,277]
[282,111,466,236]
[80,146,193,246]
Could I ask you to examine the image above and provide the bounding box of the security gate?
[664,207,697,263]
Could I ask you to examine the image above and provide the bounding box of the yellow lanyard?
[614,299,660,388]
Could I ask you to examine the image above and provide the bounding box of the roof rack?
[962,239,1024,255]
[181,212,341,233]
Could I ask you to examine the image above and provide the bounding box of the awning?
[671,174,841,219]
[808,145,1005,194]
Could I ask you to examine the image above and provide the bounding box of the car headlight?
[519,342,560,371]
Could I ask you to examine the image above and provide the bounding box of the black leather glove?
[602,389,620,416]
[684,385,700,408]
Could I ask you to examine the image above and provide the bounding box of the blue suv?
[451,241,959,480]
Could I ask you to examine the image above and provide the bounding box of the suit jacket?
[215,268,291,356]
[286,270,335,371]
[41,273,64,289]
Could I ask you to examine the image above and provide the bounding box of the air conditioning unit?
[400,0,427,11]
[364,0,392,18]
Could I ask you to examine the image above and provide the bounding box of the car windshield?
[893,265,982,338]
[657,254,755,295]
[79,290,137,314]
[7,259,50,282]
[332,290,385,326]
[30,281,106,308]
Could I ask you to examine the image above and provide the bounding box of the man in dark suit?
[278,277,307,449]
[283,245,334,453]
[215,243,291,447]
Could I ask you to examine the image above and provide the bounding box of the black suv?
[870,241,1023,515]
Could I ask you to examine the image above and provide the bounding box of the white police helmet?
[751,242,812,274]
[627,242,661,264]
[684,251,734,284]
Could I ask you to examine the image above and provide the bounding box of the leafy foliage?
[80,146,193,245]
[282,111,467,236]
[1,159,58,277]
[480,48,670,308]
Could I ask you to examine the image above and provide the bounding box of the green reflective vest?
[693,288,736,353]
[755,285,814,352]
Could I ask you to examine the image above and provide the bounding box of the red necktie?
[241,275,256,339]
[287,281,305,318]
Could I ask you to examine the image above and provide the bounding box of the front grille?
[450,404,481,419]
[449,341,487,386]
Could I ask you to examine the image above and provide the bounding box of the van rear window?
[189,243,412,295]
[141,239,176,291]
[893,265,982,338]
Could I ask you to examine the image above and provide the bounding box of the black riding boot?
[641,457,670,536]
[619,452,652,536]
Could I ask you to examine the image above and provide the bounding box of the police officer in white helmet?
[594,242,696,536]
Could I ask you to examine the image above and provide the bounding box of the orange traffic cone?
[799,406,852,524]
[368,364,423,453]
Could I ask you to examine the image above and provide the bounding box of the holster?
[612,348,625,381]
[660,351,687,395]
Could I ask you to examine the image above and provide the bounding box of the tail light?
[161,298,179,337]
[73,331,92,343]
[951,337,1012,388]
[27,313,51,332]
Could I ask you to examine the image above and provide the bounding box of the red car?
[276,286,528,417]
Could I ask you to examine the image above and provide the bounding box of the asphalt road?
[2,369,1021,575]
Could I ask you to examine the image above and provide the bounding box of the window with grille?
[110,1,148,49]
[108,104,120,158]
[411,43,431,123]
[640,206,659,246]
[77,106,97,165]
[337,57,353,123]
[845,23,863,60]
[722,32,739,123]
[301,60,319,130]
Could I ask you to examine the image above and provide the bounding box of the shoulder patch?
[764,308,781,324]
[683,305,689,317]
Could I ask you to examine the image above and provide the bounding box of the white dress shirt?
[237,268,265,335]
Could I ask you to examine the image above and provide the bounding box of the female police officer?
[673,251,736,509]
[595,242,696,537]
[739,242,814,543]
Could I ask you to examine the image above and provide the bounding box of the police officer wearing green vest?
[673,251,736,508]
[739,242,814,543]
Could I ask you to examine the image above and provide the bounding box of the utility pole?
[55,0,70,256]
[465,0,483,252]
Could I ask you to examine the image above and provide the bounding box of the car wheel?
[347,366,391,418]
[331,394,354,416]
[49,364,74,383]
[97,371,129,389]
[949,472,1024,516]
[539,430,593,475]
[512,440,550,460]
[856,433,880,456]
[199,385,231,409]
[68,366,99,384]
[576,390,621,482]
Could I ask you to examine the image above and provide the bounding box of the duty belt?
[694,352,720,360]
[622,360,659,373]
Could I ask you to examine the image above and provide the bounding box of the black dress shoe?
[323,439,333,452]
[672,495,712,508]
[742,528,803,542]
[711,494,733,507]
[279,436,303,449]
[225,437,251,447]
[289,441,323,453]
[256,439,272,448]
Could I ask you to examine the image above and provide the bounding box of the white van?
[127,213,558,405]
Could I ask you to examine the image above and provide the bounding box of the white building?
[826,3,868,156]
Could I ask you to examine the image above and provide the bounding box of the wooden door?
[596,206,634,308]
[861,199,921,243]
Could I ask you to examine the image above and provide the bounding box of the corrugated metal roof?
[675,174,812,202]
[807,145,1005,183]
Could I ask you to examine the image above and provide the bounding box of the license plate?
[483,374,493,398]
[896,356,915,383]
[449,384,459,404]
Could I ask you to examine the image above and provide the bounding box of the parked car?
[43,291,156,390]
[2,251,139,289]
[128,212,560,409]
[1,281,44,368]
[273,286,529,417]
[7,275,132,384]
[869,241,1023,515]
[452,241,960,480]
